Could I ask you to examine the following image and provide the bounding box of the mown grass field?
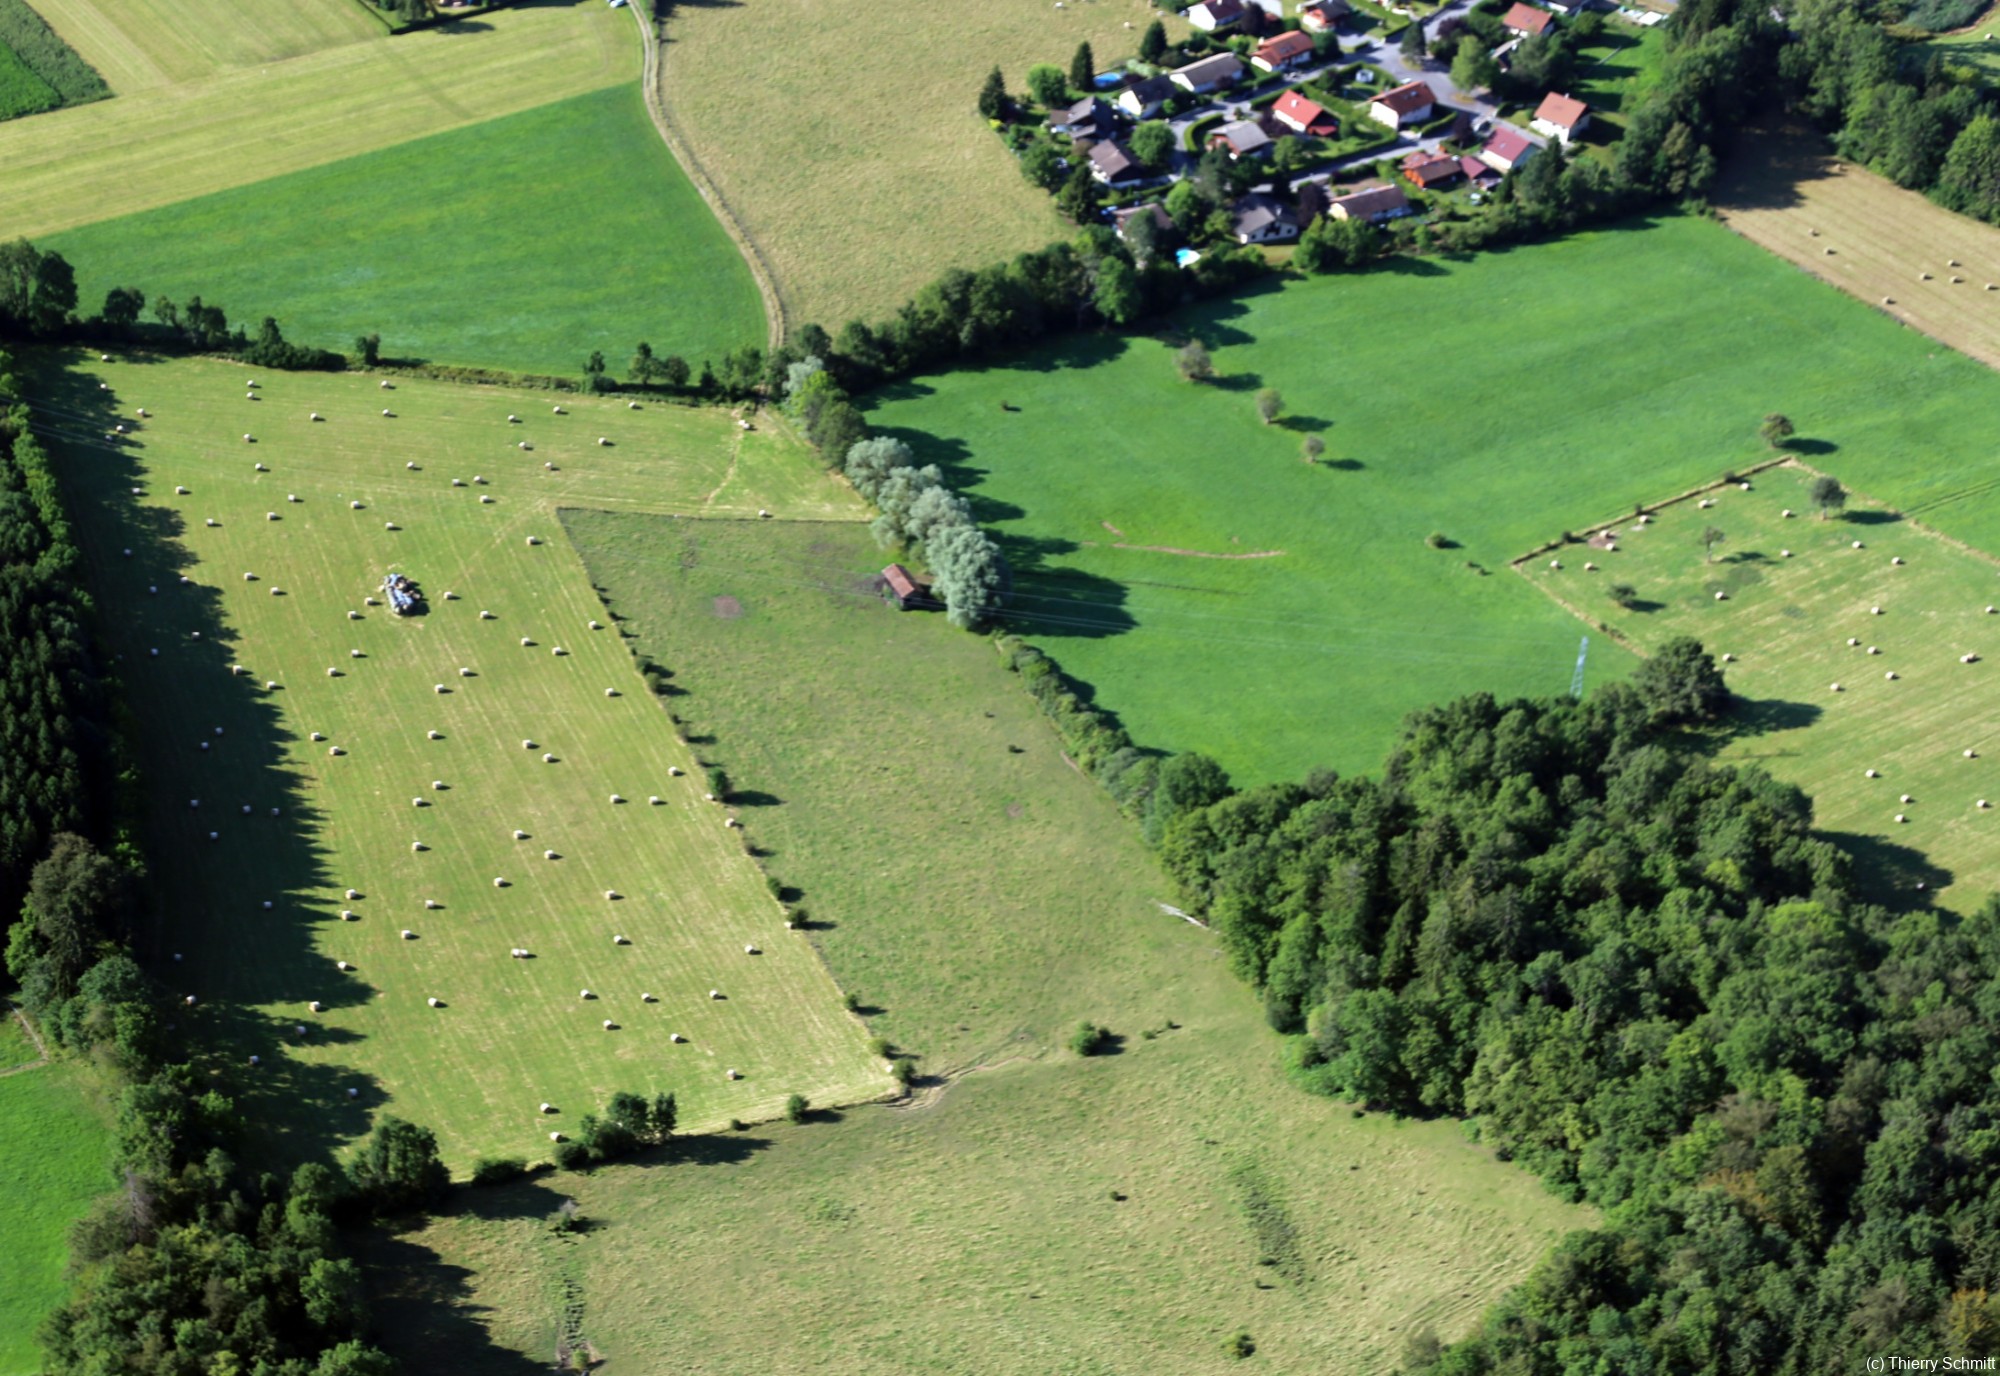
[655,0,1185,329]
[863,214,2000,786]
[38,351,883,1168]
[1920,4,2000,84]
[1530,463,2000,911]
[0,1047,110,1376]
[30,0,380,92]
[48,86,765,377]
[362,516,1585,1375]
[1715,127,2000,371]
[0,0,632,245]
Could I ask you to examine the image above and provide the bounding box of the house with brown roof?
[882,565,929,610]
[1171,52,1247,94]
[1252,30,1316,71]
[1112,202,1176,244]
[1088,140,1147,186]
[1210,117,1274,159]
[1050,96,1120,143]
[1272,89,1338,136]
[1186,0,1247,30]
[1400,150,1463,190]
[1500,2,1553,34]
[1530,91,1590,144]
[1116,74,1178,119]
[1368,79,1435,129]
[1298,0,1350,30]
[1328,182,1410,223]
[1459,153,1502,188]
[1478,124,1538,172]
[1231,192,1299,243]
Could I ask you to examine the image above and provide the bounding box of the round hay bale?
[1714,591,1727,601]
[745,944,758,955]
[480,609,496,620]
[349,610,362,620]
[309,1001,322,1012]
[1868,646,1880,655]
[605,889,619,900]
[410,840,424,851]
[514,829,528,839]
[434,684,447,693]
[610,794,624,804]
[710,988,722,999]
[598,437,609,446]
[1865,769,1878,778]
[1893,556,1905,566]
[526,535,540,545]
[1872,605,1883,614]
[670,1032,683,1042]
[521,637,533,647]
[553,646,565,656]
[613,934,628,945]
[459,667,473,677]
[553,405,564,414]
[351,501,363,510]
[480,495,493,504]
[669,766,683,776]
[1895,813,1907,823]
[341,910,354,921]
[1886,670,1898,679]
[1966,749,1978,759]
[1781,549,1792,558]
[1549,559,1561,570]
[545,849,557,859]
[726,1069,740,1080]
[426,898,439,909]
[648,795,661,805]
[550,1131,563,1142]
[428,730,441,740]
[336,960,352,971]
[1901,793,1914,803]
[1831,683,1843,692]
[579,989,593,999]
[1721,653,1734,662]
[543,752,556,763]
[493,876,506,888]
[346,889,358,899]
[176,485,188,494]
[429,998,441,1008]
[403,929,415,939]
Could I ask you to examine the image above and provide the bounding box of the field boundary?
[1,1006,50,1076]
[633,5,786,349]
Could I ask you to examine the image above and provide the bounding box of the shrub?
[1225,1331,1256,1359]
[784,1093,810,1123]
[1069,1021,1113,1056]
[1608,582,1638,608]
[469,1156,529,1187]
[890,1057,916,1085]
[552,1140,591,1172]
[1425,531,1451,549]
[705,765,730,800]
[866,1035,892,1058]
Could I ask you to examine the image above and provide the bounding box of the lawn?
[28,0,380,93]
[0,1051,110,1376]
[1568,20,1666,138]
[862,213,2000,787]
[1714,125,2000,373]
[1527,462,2000,912]
[48,86,766,378]
[359,514,1586,1375]
[653,0,1187,330]
[37,351,884,1169]
[0,0,632,245]
[1920,4,2000,85]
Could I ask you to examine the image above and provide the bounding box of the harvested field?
[1715,126,2000,371]
[30,0,380,92]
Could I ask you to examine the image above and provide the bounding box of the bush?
[469,1156,529,1187]
[344,1115,450,1215]
[1608,582,1638,608]
[1069,1021,1113,1056]
[552,1140,591,1172]
[784,1093,810,1123]
[1225,1331,1256,1358]
[705,765,730,800]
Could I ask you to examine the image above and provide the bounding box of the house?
[1298,0,1351,31]
[1112,202,1176,244]
[1186,0,1246,30]
[1531,91,1590,144]
[1231,192,1299,243]
[1116,75,1177,120]
[1499,2,1554,34]
[1478,124,1538,172]
[1171,52,1247,94]
[1272,89,1339,136]
[1088,140,1147,186]
[1459,153,1502,188]
[882,565,929,610]
[1367,79,1435,129]
[1251,30,1316,71]
[1401,150,1463,189]
[1050,96,1120,143]
[1327,181,1411,223]
[1210,118,1274,159]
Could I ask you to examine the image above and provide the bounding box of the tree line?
[1148,643,2000,1367]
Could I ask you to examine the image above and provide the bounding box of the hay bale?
[351,501,363,510]
[412,797,427,807]
[1866,769,1879,778]
[493,876,506,887]
[521,637,534,647]
[553,405,564,414]
[629,401,640,409]
[1872,605,1883,614]
[1886,670,1898,679]
[348,1088,360,1099]
[526,535,540,545]
[1893,556,1905,566]
[403,929,416,939]
[434,684,447,693]
[550,1131,563,1142]
[1854,541,1865,550]
[1895,813,1907,823]
[176,485,188,494]
[341,910,355,921]
[1781,550,1792,558]
[1714,591,1727,601]
[598,437,609,446]
[480,495,493,504]
[1831,683,1842,692]
[726,1069,740,1080]
[480,609,496,620]
[745,944,759,955]
[1901,793,1914,803]
[669,766,683,776]
[429,997,441,1007]
[425,898,439,909]
[514,829,528,839]
[579,989,593,999]
[1868,646,1880,655]
[605,889,619,900]
[613,934,628,945]
[710,989,722,999]
[670,1032,683,1042]
[553,646,566,656]
[428,730,442,740]
[1967,749,1978,758]
[1982,800,1992,809]
[1721,653,1734,662]
[336,960,352,971]
[543,752,556,763]
[309,1001,322,1012]
[459,667,473,677]
[609,794,624,804]
[349,610,362,620]
[410,840,424,851]
[545,849,557,859]
[1549,559,1561,570]
[648,796,661,805]
[346,889,360,899]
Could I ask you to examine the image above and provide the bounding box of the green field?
[360,515,1585,1374]
[863,214,2000,786]
[0,1048,109,1376]
[47,85,763,377]
[1530,462,2000,911]
[37,351,885,1168]
[0,38,56,119]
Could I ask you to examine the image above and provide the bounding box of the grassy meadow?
[1531,463,2000,911]
[0,1049,110,1376]
[37,351,883,1168]
[0,0,632,244]
[655,0,1185,329]
[48,86,765,377]
[30,0,380,92]
[863,214,2000,786]
[361,515,1586,1375]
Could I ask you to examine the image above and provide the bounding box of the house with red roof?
[1367,79,1434,129]
[1298,0,1350,30]
[1400,150,1463,190]
[1500,2,1554,35]
[1477,124,1538,172]
[1531,91,1591,144]
[1252,29,1316,72]
[1272,89,1339,136]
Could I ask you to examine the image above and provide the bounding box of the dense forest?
[1159,642,2000,1367]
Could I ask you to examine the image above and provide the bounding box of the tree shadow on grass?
[1277,414,1332,434]
[1784,438,1838,456]
[1717,696,1824,741]
[1840,509,1902,526]
[359,1230,553,1376]
[1820,830,1951,911]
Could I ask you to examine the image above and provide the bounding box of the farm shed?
[882,564,931,611]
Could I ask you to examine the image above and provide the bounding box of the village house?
[1112,202,1176,245]
[1272,89,1339,136]
[1210,117,1274,159]
[1459,153,1502,188]
[1116,74,1178,119]
[1478,124,1538,172]
[1500,2,1554,35]
[1185,0,1247,30]
[1368,79,1435,130]
[1231,192,1299,243]
[1088,140,1147,186]
[1531,91,1590,144]
[1298,0,1351,31]
[1328,182,1411,223]
[1251,29,1316,72]
[1400,150,1463,190]
[1171,52,1247,95]
[1049,96,1120,143]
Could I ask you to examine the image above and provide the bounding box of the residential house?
[1477,124,1538,172]
[1050,96,1119,142]
[1112,202,1176,245]
[1251,29,1316,71]
[1459,153,1502,188]
[1116,74,1177,119]
[1171,52,1246,94]
[1210,117,1274,159]
[1367,79,1435,129]
[1531,91,1590,144]
[1272,89,1339,136]
[1185,0,1246,30]
[1231,192,1299,243]
[1088,140,1147,186]
[1400,150,1463,189]
[1298,0,1351,30]
[1328,182,1411,223]
[1499,2,1553,34]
